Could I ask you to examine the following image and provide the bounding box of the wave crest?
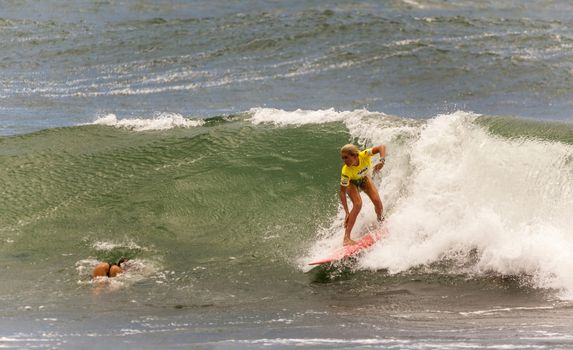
[92,113,204,131]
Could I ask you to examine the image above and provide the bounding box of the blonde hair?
[340,144,359,156]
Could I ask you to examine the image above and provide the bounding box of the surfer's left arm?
[372,144,386,173]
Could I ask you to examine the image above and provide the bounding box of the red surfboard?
[308,226,386,266]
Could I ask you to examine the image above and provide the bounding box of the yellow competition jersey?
[340,148,373,186]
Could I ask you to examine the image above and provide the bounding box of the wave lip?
[247,107,356,126]
[92,113,204,131]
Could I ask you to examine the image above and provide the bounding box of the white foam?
[91,239,147,252]
[459,306,554,316]
[401,0,425,9]
[248,107,353,126]
[393,39,421,46]
[231,338,407,346]
[92,113,204,131]
[247,107,418,132]
[371,113,573,294]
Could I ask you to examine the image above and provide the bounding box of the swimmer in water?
[92,258,128,278]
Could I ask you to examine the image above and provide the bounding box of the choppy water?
[2,0,573,349]
[2,0,573,136]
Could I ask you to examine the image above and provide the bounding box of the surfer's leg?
[363,176,383,221]
[344,184,361,246]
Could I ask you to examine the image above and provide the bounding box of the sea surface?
[2,1,573,349]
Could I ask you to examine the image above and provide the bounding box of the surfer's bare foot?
[343,238,357,246]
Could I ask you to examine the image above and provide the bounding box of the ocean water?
[2,1,573,349]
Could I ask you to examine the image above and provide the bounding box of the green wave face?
[0,121,348,273]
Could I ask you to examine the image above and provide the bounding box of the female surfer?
[339,144,386,246]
